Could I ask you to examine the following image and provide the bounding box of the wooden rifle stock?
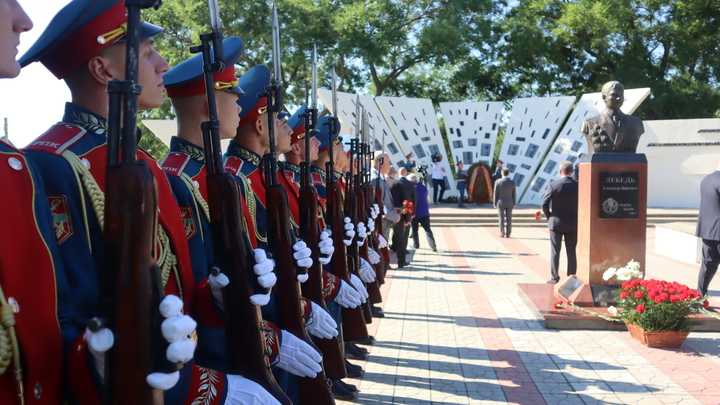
[364,182,386,285]
[355,185,382,306]
[343,188,373,325]
[206,173,291,404]
[95,164,169,405]
[299,182,346,380]
[327,182,369,341]
[265,184,335,405]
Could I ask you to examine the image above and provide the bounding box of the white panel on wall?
[375,95,457,195]
[496,96,576,201]
[439,101,504,167]
[318,89,406,167]
[638,118,720,208]
[521,88,651,205]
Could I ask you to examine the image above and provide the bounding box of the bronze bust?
[580,81,644,153]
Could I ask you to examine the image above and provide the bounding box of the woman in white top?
[431,154,447,204]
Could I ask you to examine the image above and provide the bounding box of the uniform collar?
[63,103,108,137]
[226,140,262,170]
[170,137,205,162]
[285,161,300,174]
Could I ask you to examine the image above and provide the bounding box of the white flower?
[602,267,617,281]
[627,260,641,272]
[607,306,618,316]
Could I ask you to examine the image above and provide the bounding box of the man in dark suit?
[579,81,644,153]
[493,167,516,238]
[399,167,417,251]
[493,160,504,180]
[696,160,720,297]
[387,167,410,267]
[541,161,579,284]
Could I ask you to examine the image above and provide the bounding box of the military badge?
[48,195,72,244]
[311,172,323,186]
[179,207,197,239]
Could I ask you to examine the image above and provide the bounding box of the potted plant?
[615,279,706,347]
[556,261,711,348]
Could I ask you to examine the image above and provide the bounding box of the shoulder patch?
[25,124,86,155]
[223,156,244,176]
[161,152,192,177]
[311,172,324,186]
[48,195,72,244]
[179,207,197,239]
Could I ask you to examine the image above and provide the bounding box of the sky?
[1,0,72,147]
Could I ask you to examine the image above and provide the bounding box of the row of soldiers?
[1,0,391,403]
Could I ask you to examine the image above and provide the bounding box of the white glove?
[293,241,312,282]
[369,219,376,233]
[350,274,369,303]
[367,248,381,265]
[359,258,377,283]
[317,229,334,265]
[88,295,197,391]
[278,330,323,378]
[377,234,388,249]
[342,217,355,246]
[226,374,281,405]
[356,222,367,246]
[372,203,380,220]
[305,301,338,339]
[208,271,229,307]
[333,279,363,308]
[251,249,276,306]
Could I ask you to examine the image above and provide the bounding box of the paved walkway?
[338,223,720,405]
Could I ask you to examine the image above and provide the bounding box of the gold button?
[7,297,19,313]
[34,382,42,399]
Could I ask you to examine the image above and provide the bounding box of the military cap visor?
[237,65,271,127]
[316,116,342,151]
[19,0,164,79]
[164,36,245,98]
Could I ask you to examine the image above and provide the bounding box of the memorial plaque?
[599,171,639,219]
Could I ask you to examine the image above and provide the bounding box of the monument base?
[518,281,720,331]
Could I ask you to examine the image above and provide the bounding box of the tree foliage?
[142,0,720,123]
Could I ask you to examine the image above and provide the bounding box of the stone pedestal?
[577,153,647,288]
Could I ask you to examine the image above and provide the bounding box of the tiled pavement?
[337,220,720,405]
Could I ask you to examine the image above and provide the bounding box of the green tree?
[493,0,720,119]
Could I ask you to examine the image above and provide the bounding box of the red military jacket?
[0,141,66,404]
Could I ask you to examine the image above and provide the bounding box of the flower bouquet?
[602,260,643,283]
[534,210,544,221]
[401,200,414,215]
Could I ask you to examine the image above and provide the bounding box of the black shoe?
[547,278,560,284]
[345,342,369,355]
[413,244,420,249]
[345,360,364,378]
[500,234,504,238]
[371,305,385,318]
[344,343,368,360]
[350,336,375,346]
[397,261,410,268]
[431,247,437,252]
[336,379,357,392]
[331,379,357,401]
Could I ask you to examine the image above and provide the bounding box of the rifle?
[353,105,382,308]
[298,45,345,380]
[361,115,385,288]
[325,70,369,341]
[91,1,180,403]
[191,2,290,403]
[262,7,334,403]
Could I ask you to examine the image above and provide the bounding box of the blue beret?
[19,0,163,79]
[316,116,342,152]
[164,36,244,98]
[237,65,271,127]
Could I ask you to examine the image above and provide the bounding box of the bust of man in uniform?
[580,81,644,153]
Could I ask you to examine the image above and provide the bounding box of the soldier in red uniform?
[15,1,226,404]
[0,2,70,403]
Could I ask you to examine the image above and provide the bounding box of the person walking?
[387,167,410,267]
[409,174,437,252]
[493,167,516,238]
[541,161,579,284]
[399,167,417,253]
[696,158,720,297]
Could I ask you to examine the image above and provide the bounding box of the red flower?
[554,300,563,308]
[620,291,629,300]
[634,290,644,299]
[636,305,645,314]
[670,295,680,304]
[704,300,710,309]
[534,210,543,221]
[654,296,664,303]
